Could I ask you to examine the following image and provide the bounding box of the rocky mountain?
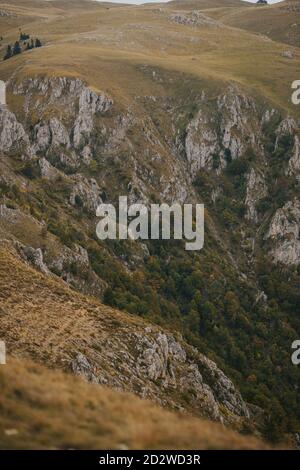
[0,0,299,448]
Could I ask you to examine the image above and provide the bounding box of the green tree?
[4,44,12,60]
[13,41,21,55]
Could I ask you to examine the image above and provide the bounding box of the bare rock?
[69,175,102,213]
[71,353,98,383]
[185,109,219,175]
[38,157,60,180]
[287,136,300,178]
[17,244,49,275]
[169,11,220,28]
[266,198,300,265]
[0,107,29,152]
[245,168,267,223]
[282,50,293,59]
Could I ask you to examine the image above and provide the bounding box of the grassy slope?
[0,232,268,451]
[168,0,250,9]
[0,1,299,115]
[0,241,144,367]
[0,357,271,450]
[212,0,300,47]
[0,243,272,450]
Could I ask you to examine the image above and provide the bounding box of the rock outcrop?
[73,87,112,148]
[11,76,113,158]
[287,136,300,179]
[71,328,250,425]
[245,168,267,223]
[0,106,30,153]
[18,244,49,275]
[185,109,219,174]
[217,86,261,162]
[266,198,300,265]
[169,11,220,28]
[69,175,102,213]
[184,85,263,177]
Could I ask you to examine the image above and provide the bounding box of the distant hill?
[220,0,300,46]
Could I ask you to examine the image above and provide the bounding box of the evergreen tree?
[35,38,42,48]
[4,44,12,60]
[13,41,21,55]
[20,32,30,41]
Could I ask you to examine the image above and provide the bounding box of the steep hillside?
[0,242,252,429]
[0,0,299,447]
[0,357,270,450]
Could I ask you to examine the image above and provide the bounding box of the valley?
[0,0,299,449]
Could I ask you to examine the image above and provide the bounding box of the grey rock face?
[275,117,297,141]
[184,85,263,177]
[58,151,81,170]
[79,87,113,115]
[73,85,113,148]
[217,86,260,161]
[185,109,219,175]
[12,76,112,152]
[33,122,51,152]
[71,353,98,383]
[44,242,105,297]
[294,432,300,449]
[49,118,70,148]
[197,353,250,418]
[245,168,267,223]
[266,198,300,265]
[71,328,250,424]
[73,112,94,149]
[69,175,102,213]
[282,50,293,59]
[38,157,59,180]
[0,107,29,152]
[287,136,300,178]
[47,243,89,275]
[18,244,49,275]
[169,11,220,28]
[80,145,93,164]
[0,204,24,223]
[33,118,70,153]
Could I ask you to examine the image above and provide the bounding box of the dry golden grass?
[0,238,271,450]
[0,1,299,115]
[220,0,300,47]
[0,241,150,382]
[0,357,271,450]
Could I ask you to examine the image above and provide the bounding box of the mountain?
[0,0,299,448]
